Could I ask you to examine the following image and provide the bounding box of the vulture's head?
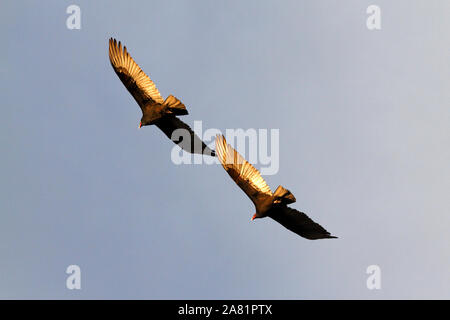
[139,116,157,128]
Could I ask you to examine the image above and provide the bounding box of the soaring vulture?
[215,135,337,240]
[108,38,215,156]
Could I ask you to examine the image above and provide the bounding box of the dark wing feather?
[215,135,272,206]
[156,116,216,156]
[108,38,165,109]
[269,206,337,240]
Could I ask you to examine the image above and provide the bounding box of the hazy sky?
[1,1,449,299]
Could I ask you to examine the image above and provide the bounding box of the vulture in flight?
[108,38,215,156]
[215,135,337,240]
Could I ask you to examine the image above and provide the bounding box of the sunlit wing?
[108,38,165,108]
[215,135,272,204]
[269,206,337,240]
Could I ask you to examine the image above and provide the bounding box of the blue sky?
[1,1,449,299]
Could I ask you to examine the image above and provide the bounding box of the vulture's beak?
[138,122,142,129]
[251,214,257,221]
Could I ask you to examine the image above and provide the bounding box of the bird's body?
[215,135,337,240]
[141,103,167,126]
[253,195,274,218]
[108,38,215,156]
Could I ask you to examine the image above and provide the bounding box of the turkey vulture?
[108,38,215,156]
[215,135,337,240]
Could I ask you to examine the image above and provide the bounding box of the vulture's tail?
[273,185,296,205]
[164,95,188,115]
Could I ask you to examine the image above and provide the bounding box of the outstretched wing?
[269,206,337,240]
[156,116,216,156]
[215,135,272,205]
[108,38,165,109]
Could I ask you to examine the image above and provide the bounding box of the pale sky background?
[1,1,449,299]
